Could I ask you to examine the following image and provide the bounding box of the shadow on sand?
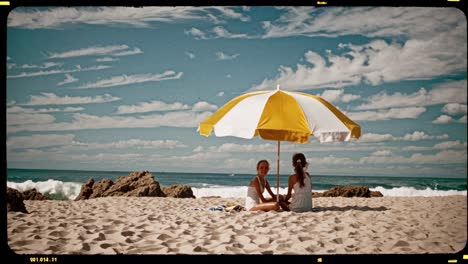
[312,205,388,212]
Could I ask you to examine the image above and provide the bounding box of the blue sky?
[6,6,467,177]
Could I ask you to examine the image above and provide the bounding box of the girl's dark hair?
[292,153,307,187]
[256,160,269,169]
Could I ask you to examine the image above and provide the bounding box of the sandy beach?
[7,196,467,255]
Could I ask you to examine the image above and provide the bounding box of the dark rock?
[74,178,95,201]
[321,186,381,198]
[312,192,323,198]
[75,171,165,200]
[90,179,113,198]
[22,188,50,200]
[162,184,196,198]
[370,191,384,197]
[7,187,28,213]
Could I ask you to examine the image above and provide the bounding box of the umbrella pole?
[277,140,280,203]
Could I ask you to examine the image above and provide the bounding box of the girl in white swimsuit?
[244,160,280,211]
[283,153,312,212]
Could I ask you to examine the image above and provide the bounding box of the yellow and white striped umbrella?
[199,87,361,143]
[198,86,361,202]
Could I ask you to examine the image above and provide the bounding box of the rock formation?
[161,184,195,198]
[75,171,165,200]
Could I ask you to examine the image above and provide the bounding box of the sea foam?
[7,180,82,200]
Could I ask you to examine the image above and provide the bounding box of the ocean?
[6,168,467,200]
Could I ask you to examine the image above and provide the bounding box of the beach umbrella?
[198,85,361,202]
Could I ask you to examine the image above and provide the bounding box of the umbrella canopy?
[198,86,361,201]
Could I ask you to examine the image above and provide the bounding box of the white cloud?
[8,7,249,29]
[9,151,146,163]
[57,74,78,86]
[459,115,467,123]
[192,102,218,112]
[207,13,222,24]
[409,150,467,164]
[356,80,467,110]
[318,89,360,103]
[262,7,464,39]
[184,27,207,39]
[193,146,204,152]
[75,71,183,89]
[359,133,395,143]
[359,150,467,164]
[432,115,454,124]
[7,134,75,149]
[20,93,120,106]
[211,7,250,22]
[401,146,430,151]
[48,45,129,59]
[8,106,83,113]
[8,111,213,133]
[185,51,195,59]
[358,131,449,143]
[203,143,276,152]
[371,150,392,156]
[401,131,448,141]
[7,65,111,78]
[217,91,225,97]
[112,47,143,57]
[346,107,426,121]
[224,158,257,169]
[7,113,55,126]
[433,140,467,150]
[442,103,467,115]
[432,114,467,124]
[19,62,63,69]
[96,57,119,62]
[116,101,190,114]
[157,152,231,163]
[57,139,187,151]
[250,35,466,91]
[216,51,240,61]
[213,26,251,39]
[309,155,355,165]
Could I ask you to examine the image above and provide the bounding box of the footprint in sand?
[103,229,116,235]
[121,231,135,237]
[193,246,207,252]
[83,219,96,224]
[393,240,410,247]
[48,230,69,237]
[45,245,62,252]
[95,233,106,241]
[11,240,36,247]
[156,233,173,240]
[332,238,343,244]
[100,243,112,249]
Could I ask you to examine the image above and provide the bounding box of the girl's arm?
[254,180,268,202]
[284,176,294,201]
[265,180,276,199]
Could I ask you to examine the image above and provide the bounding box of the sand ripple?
[7,196,467,254]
